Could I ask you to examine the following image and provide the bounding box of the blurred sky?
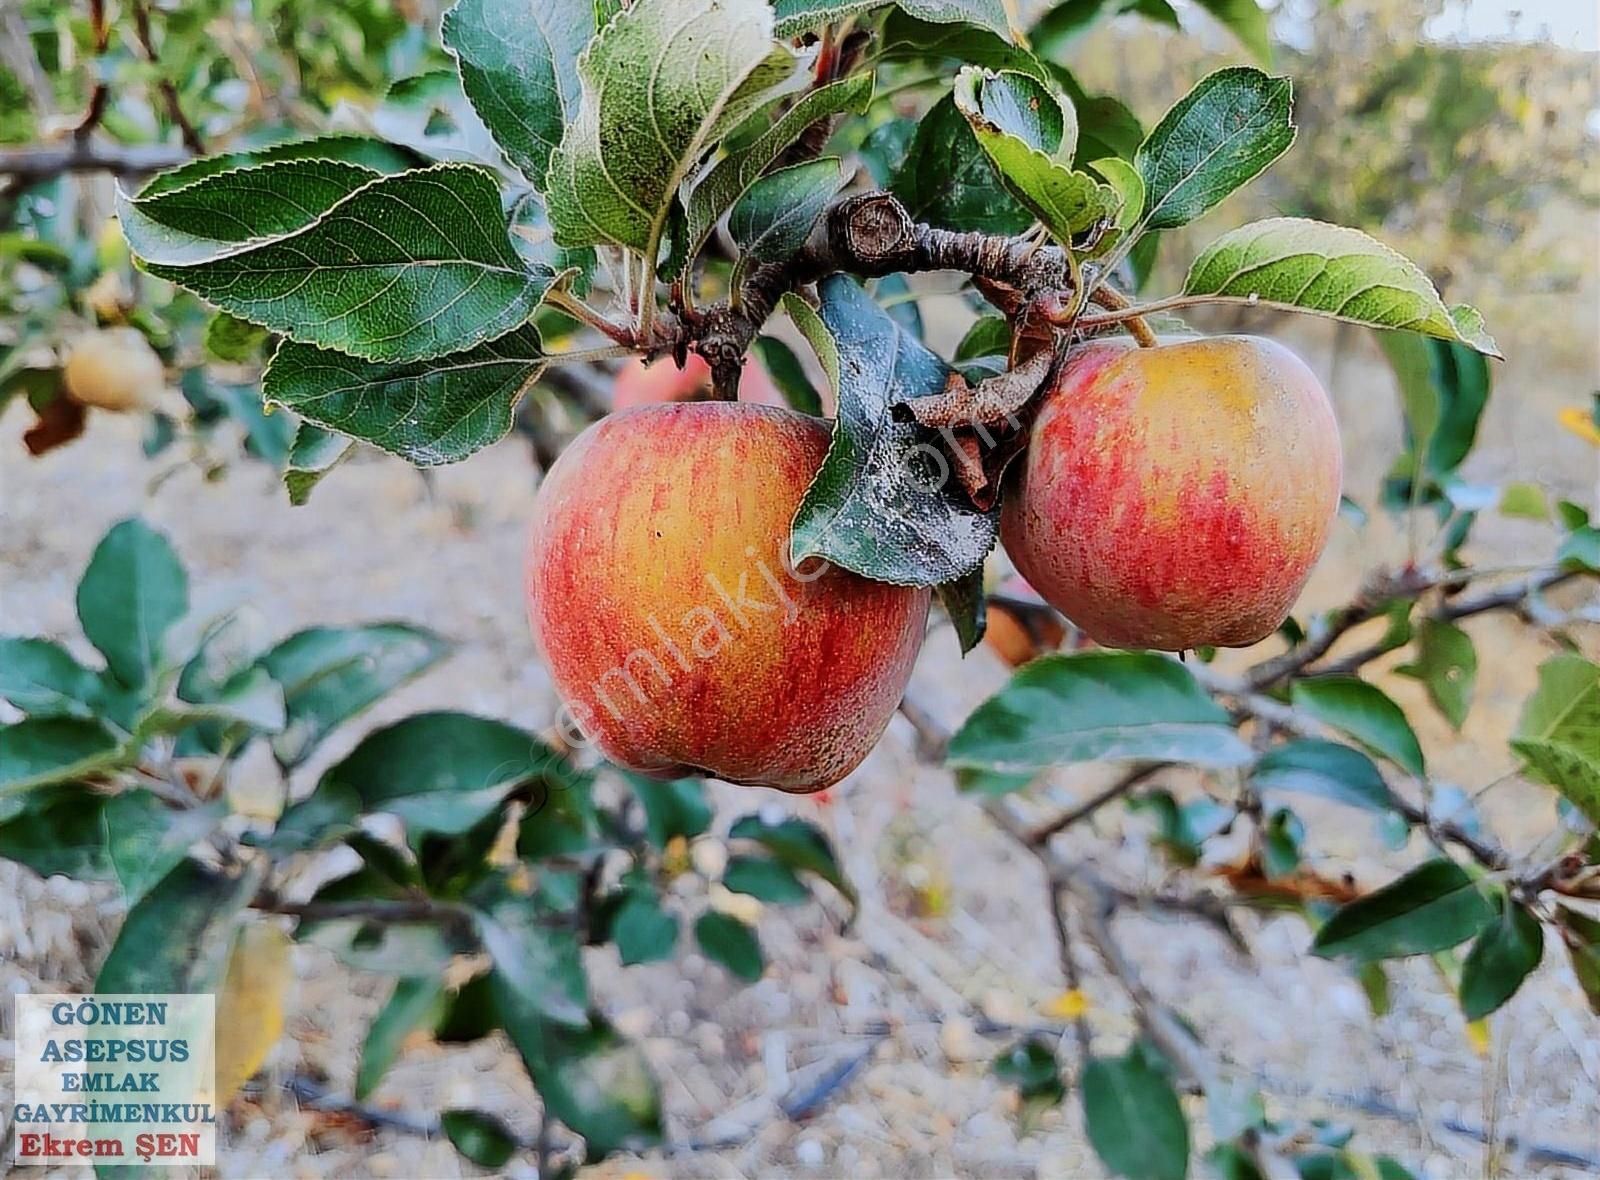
[1424,0,1599,51]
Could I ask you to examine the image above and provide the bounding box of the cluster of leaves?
[949,440,1599,1176]
[86,0,1497,543]
[0,0,445,472]
[0,517,857,1171]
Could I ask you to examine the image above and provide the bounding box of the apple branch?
[896,695,1225,1091]
[0,140,193,181]
[685,190,1079,397]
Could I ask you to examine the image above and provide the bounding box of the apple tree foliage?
[1,0,1598,1175]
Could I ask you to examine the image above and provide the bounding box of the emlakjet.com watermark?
[12,993,218,1166]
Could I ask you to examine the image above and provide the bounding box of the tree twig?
[685,191,1073,397]
[1188,665,1513,872]
[1025,763,1166,845]
[128,0,207,155]
[896,696,1224,1091]
[0,140,193,181]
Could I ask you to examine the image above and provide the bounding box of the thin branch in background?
[1188,664,1514,873]
[1025,762,1165,845]
[895,695,1224,1093]
[128,0,206,154]
[0,140,193,180]
[1045,883,1092,1060]
[73,0,111,140]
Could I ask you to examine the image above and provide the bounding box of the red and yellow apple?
[525,401,930,792]
[1001,335,1342,651]
[611,352,785,411]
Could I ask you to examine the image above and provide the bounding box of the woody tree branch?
[685,190,1078,397]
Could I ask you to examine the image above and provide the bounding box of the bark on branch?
[0,140,192,181]
[687,191,1074,397]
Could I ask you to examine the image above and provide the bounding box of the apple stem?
[1085,285,1158,347]
[543,288,637,348]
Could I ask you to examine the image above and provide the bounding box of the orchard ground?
[3,306,1597,1176]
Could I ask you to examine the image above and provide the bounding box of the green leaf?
[259,781,362,855]
[371,70,509,170]
[97,858,265,992]
[1377,332,1492,491]
[723,854,811,904]
[789,274,999,585]
[1191,0,1273,66]
[949,651,1252,775]
[728,158,847,292]
[283,423,355,506]
[1091,155,1146,232]
[265,324,546,467]
[119,159,382,267]
[204,313,270,364]
[1186,220,1501,357]
[167,665,288,735]
[1134,67,1293,235]
[0,637,110,721]
[682,73,873,267]
[208,383,299,468]
[1396,620,1476,730]
[76,518,188,690]
[956,316,1011,363]
[993,1036,1065,1103]
[1290,677,1424,776]
[442,0,593,188]
[627,773,712,847]
[1557,905,1600,1016]
[492,991,664,1157]
[441,1109,518,1169]
[261,624,451,767]
[728,812,857,911]
[1312,859,1496,961]
[752,335,824,416]
[473,887,589,1027]
[545,0,797,258]
[953,68,1121,246]
[1558,526,1600,573]
[1458,899,1543,1021]
[936,566,987,656]
[515,759,601,861]
[322,712,553,837]
[957,66,1077,164]
[0,718,123,793]
[1081,1044,1190,1180]
[611,886,679,965]
[899,0,1022,40]
[1130,788,1232,867]
[358,978,449,1099]
[694,910,764,981]
[1510,654,1600,824]
[136,164,560,364]
[136,135,417,200]
[892,92,1034,234]
[772,0,882,36]
[299,884,467,978]
[105,791,228,906]
[0,783,114,879]
[1250,740,1395,812]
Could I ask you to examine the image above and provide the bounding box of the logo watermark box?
[12,993,218,1166]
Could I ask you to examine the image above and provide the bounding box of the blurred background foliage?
[1059,0,1598,369]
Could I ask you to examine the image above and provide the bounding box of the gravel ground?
[2,316,1598,1180]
